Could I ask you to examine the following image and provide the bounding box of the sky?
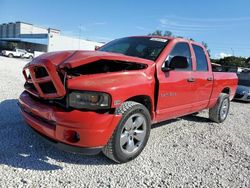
[0,0,250,58]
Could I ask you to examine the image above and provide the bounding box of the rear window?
[192,44,208,71]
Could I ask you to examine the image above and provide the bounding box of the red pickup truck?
[19,36,238,163]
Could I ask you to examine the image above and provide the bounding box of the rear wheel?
[209,93,230,123]
[102,101,151,163]
[8,53,13,58]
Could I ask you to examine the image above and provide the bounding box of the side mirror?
[162,56,189,72]
[161,66,171,72]
[169,56,189,70]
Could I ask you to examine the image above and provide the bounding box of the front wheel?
[209,93,230,123]
[102,101,151,163]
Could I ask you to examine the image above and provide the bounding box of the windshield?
[98,37,169,61]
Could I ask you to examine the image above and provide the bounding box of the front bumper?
[18,91,122,154]
[29,126,102,155]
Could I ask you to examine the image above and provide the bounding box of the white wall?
[32,26,48,34]
[20,23,33,34]
[47,34,103,52]
[20,23,48,34]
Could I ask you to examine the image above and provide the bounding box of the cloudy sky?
[0,0,250,58]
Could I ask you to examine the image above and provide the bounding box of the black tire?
[209,93,230,123]
[8,53,13,58]
[102,101,151,163]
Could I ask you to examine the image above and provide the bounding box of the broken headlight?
[69,91,111,110]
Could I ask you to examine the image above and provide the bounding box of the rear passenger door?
[191,44,213,111]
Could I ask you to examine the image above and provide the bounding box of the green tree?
[211,56,248,68]
[246,57,250,67]
[7,42,17,50]
[164,31,172,37]
[148,30,172,37]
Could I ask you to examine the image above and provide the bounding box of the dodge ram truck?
[18,36,238,163]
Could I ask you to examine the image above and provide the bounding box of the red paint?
[19,36,238,149]
[19,91,122,147]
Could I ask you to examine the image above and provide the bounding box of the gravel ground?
[0,55,250,187]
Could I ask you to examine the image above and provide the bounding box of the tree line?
[211,56,249,68]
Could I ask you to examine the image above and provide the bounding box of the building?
[0,21,103,55]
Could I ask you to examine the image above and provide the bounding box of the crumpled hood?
[27,50,154,68]
[25,51,76,68]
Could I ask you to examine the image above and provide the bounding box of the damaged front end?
[23,60,66,99]
[22,51,152,111]
[19,50,154,149]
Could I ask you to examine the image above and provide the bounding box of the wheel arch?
[221,87,231,99]
[221,87,230,94]
[125,95,153,119]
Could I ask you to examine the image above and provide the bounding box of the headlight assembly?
[69,91,111,110]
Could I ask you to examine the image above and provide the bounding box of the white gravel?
[0,56,250,187]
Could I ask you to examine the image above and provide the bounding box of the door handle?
[207,77,213,81]
[187,77,195,82]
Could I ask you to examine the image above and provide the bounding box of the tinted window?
[168,42,192,71]
[98,37,168,61]
[103,43,129,54]
[192,44,208,71]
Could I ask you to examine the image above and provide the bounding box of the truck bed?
[208,72,238,108]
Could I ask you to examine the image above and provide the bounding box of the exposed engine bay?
[66,60,147,76]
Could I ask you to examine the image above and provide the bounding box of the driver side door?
[156,42,196,121]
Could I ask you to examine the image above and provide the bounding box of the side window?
[168,42,192,71]
[192,44,208,71]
